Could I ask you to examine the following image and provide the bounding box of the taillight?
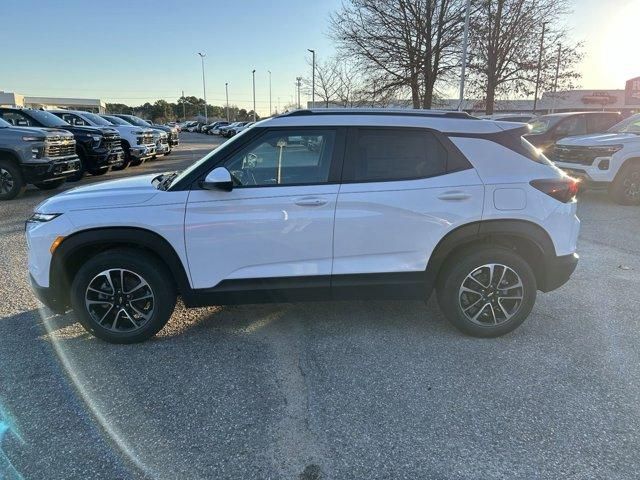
[530,177,579,203]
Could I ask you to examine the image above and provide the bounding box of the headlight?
[22,135,45,142]
[91,135,102,143]
[132,130,143,135]
[28,212,61,223]
[591,144,623,155]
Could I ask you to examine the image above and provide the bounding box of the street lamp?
[268,70,272,117]
[197,52,208,123]
[458,0,472,111]
[296,77,302,109]
[532,22,549,113]
[252,69,256,122]
[225,82,230,121]
[307,49,315,108]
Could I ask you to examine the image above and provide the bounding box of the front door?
[184,128,345,289]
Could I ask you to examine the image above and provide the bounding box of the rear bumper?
[29,273,67,314]
[540,252,579,292]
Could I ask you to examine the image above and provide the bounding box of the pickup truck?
[0,108,124,181]
[113,114,179,150]
[0,117,81,200]
[49,110,155,170]
[552,113,640,205]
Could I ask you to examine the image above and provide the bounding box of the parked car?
[98,115,156,168]
[233,122,254,135]
[525,111,623,155]
[0,108,124,181]
[27,108,579,343]
[0,117,80,199]
[479,113,537,123]
[220,122,247,138]
[552,113,640,205]
[210,122,231,135]
[115,115,179,149]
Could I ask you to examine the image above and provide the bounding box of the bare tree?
[303,57,341,108]
[467,0,583,114]
[330,0,467,109]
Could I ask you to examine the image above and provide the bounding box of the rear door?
[184,127,345,289]
[332,127,484,277]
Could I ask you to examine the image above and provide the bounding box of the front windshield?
[122,115,151,127]
[102,115,131,126]
[608,114,640,134]
[0,118,11,128]
[82,112,114,126]
[27,109,69,127]
[528,115,563,134]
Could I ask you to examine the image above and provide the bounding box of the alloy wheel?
[458,263,524,326]
[0,168,14,195]
[85,269,155,332]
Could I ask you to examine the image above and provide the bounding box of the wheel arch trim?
[50,227,192,305]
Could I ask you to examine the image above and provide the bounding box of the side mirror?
[202,167,233,191]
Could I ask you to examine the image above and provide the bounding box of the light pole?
[296,77,302,109]
[268,70,272,116]
[532,22,548,113]
[252,69,256,122]
[225,82,230,121]
[307,49,315,108]
[458,0,472,111]
[181,89,186,120]
[197,52,208,123]
[551,43,561,113]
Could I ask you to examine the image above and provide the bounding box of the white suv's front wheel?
[437,247,537,337]
[70,249,176,343]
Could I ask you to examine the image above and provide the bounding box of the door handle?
[437,191,472,201]
[294,197,328,206]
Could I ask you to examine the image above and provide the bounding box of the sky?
[1,0,638,116]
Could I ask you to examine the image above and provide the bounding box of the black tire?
[0,159,26,200]
[608,160,640,205]
[70,249,177,344]
[34,179,65,190]
[436,246,537,338]
[164,149,172,156]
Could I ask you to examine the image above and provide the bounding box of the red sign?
[581,92,617,105]
[626,77,640,105]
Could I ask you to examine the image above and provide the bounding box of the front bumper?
[23,156,82,183]
[86,147,126,170]
[169,136,179,146]
[156,141,171,155]
[130,144,156,160]
[540,253,579,292]
[29,273,67,314]
[554,159,615,184]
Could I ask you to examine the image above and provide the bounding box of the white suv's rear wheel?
[437,247,537,337]
[70,249,176,343]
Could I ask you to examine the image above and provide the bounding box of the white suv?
[552,114,640,205]
[26,109,580,343]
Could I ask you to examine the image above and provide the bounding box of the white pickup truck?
[552,114,640,205]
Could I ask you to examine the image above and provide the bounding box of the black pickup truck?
[0,108,124,181]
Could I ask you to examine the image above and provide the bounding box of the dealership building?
[0,91,106,113]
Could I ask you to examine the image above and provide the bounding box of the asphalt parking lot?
[1,133,640,479]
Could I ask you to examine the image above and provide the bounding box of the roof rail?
[280,108,475,120]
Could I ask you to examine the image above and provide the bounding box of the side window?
[555,116,587,137]
[349,129,448,182]
[59,113,87,126]
[0,111,35,127]
[588,114,619,133]
[223,130,336,187]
